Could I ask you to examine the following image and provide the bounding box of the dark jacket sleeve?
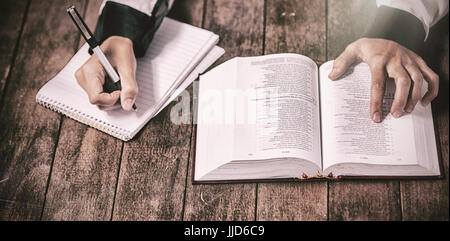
[92,0,169,58]
[364,6,426,53]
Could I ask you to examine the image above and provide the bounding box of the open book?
[194,53,442,183]
[36,18,224,141]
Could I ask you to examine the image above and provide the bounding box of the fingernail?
[421,100,430,106]
[392,111,403,118]
[328,70,337,79]
[123,99,134,110]
[405,105,414,113]
[372,112,381,123]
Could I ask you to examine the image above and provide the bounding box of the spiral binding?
[36,94,132,141]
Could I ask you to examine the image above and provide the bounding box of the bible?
[193,53,443,183]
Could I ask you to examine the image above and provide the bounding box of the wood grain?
[326,0,402,221]
[183,0,265,221]
[0,0,447,221]
[111,0,204,220]
[328,181,401,220]
[400,16,449,221]
[326,0,377,60]
[256,0,328,221]
[0,0,29,101]
[40,0,123,221]
[0,0,86,221]
[167,0,205,27]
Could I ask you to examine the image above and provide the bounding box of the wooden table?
[0,0,448,221]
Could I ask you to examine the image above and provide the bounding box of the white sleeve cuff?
[376,0,449,41]
[100,0,174,16]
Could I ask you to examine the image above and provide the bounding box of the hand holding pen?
[68,6,138,111]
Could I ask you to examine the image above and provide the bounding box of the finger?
[114,50,138,111]
[98,102,122,111]
[76,57,108,104]
[369,63,386,123]
[89,91,121,106]
[76,63,102,94]
[329,45,358,80]
[414,56,439,106]
[387,63,411,118]
[118,74,138,111]
[403,62,423,113]
[79,70,104,105]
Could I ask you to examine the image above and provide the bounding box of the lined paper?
[36,18,223,141]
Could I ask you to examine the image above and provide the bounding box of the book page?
[195,58,238,180]
[232,54,322,169]
[319,61,419,170]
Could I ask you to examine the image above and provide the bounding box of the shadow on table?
[422,14,449,111]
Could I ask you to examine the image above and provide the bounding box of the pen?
[67,6,137,110]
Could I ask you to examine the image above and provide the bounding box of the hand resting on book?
[328,38,439,123]
[75,36,138,111]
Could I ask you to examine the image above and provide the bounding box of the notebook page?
[155,46,225,116]
[146,33,219,119]
[135,19,217,110]
[37,18,218,140]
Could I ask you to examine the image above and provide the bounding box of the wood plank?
[183,0,264,221]
[40,0,123,221]
[0,0,86,221]
[400,16,449,221]
[328,181,401,220]
[327,0,402,221]
[326,0,377,60]
[167,0,205,27]
[256,0,328,221]
[0,0,29,101]
[111,0,204,221]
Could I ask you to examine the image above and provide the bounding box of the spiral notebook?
[36,18,225,141]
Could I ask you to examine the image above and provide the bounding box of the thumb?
[119,72,138,111]
[112,45,138,111]
[106,36,138,111]
[328,46,357,80]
